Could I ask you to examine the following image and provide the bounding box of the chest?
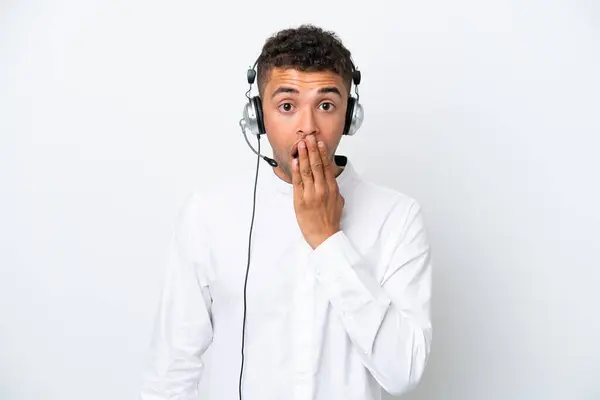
[206,195,309,312]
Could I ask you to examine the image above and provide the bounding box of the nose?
[296,106,318,137]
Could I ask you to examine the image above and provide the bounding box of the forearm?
[308,230,432,396]
[139,192,214,399]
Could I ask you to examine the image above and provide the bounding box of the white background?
[1,1,599,399]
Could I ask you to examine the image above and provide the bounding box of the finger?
[291,157,303,194]
[318,140,336,185]
[297,140,314,191]
[306,135,325,188]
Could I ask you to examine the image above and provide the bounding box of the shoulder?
[351,172,422,221]
[176,168,256,223]
[342,168,430,251]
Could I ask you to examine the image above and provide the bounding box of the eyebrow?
[317,87,342,97]
[271,86,342,99]
[271,87,299,98]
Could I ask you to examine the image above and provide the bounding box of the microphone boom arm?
[239,119,278,167]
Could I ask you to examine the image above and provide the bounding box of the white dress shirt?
[138,155,432,400]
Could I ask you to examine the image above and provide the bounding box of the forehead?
[263,68,347,95]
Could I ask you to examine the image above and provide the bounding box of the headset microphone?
[239,119,278,167]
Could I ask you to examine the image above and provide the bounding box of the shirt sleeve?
[307,199,432,397]
[139,192,214,400]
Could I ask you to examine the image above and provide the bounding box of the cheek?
[263,109,290,135]
[263,113,284,144]
[264,111,300,149]
[264,126,291,159]
[318,113,345,135]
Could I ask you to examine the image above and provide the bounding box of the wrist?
[308,228,341,249]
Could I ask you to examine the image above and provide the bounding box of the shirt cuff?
[308,231,392,355]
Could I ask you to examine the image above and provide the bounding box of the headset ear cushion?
[253,96,266,135]
[343,97,356,135]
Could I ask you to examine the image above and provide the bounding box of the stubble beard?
[279,156,294,183]
[271,150,293,183]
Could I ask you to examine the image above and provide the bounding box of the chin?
[280,162,294,182]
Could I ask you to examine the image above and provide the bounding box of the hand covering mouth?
[290,142,300,159]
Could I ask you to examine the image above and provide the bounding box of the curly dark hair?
[255,24,356,97]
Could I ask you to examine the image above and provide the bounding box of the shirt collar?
[261,155,357,196]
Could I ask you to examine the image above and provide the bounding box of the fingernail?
[318,141,324,147]
[299,141,306,148]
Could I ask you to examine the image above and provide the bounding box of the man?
[139,24,432,400]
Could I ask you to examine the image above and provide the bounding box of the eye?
[279,103,294,112]
[319,102,335,111]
